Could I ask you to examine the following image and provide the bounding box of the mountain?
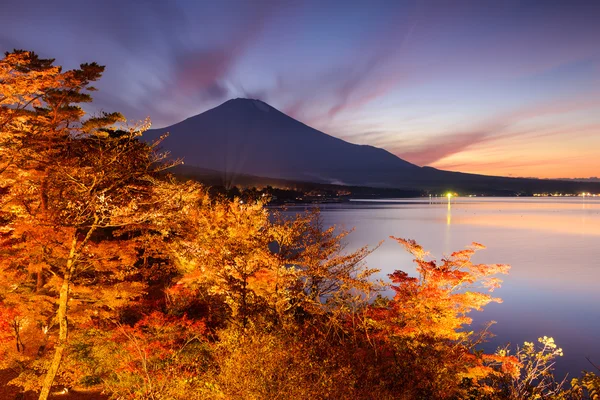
[146,98,600,195]
[147,98,417,187]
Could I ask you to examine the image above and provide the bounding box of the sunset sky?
[2,0,599,179]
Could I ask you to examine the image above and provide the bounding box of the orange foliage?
[385,237,509,340]
[0,50,178,398]
[365,238,516,398]
[3,50,596,400]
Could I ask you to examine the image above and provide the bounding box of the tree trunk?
[36,270,43,292]
[37,175,48,293]
[38,236,77,400]
[241,274,248,328]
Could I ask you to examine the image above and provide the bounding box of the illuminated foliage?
[491,338,600,400]
[67,312,209,399]
[366,238,515,398]
[0,50,176,399]
[571,371,600,400]
[2,50,598,400]
[384,238,510,340]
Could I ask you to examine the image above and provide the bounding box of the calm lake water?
[284,197,600,378]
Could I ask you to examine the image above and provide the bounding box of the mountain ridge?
[146,98,418,187]
[146,98,600,194]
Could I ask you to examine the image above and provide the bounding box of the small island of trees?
[1,51,599,400]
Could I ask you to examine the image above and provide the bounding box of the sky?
[1,0,599,179]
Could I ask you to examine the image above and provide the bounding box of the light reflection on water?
[283,197,600,377]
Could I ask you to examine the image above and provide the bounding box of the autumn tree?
[366,238,516,398]
[1,50,381,399]
[489,338,600,400]
[267,208,381,348]
[5,49,595,400]
[0,50,176,399]
[151,205,377,399]
[571,369,600,400]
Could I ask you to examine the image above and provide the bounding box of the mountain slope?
[146,98,600,194]
[146,98,418,187]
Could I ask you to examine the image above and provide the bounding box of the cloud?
[167,1,281,102]
[308,11,420,122]
[394,92,600,166]
[3,0,600,180]
[278,0,600,133]
[0,0,285,127]
[433,153,587,178]
[395,131,493,166]
[172,49,233,99]
[434,157,572,173]
[326,19,419,119]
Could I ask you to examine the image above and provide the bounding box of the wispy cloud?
[279,5,421,124]
[395,131,494,166]
[2,0,600,177]
[395,93,600,166]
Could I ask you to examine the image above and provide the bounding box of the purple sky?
[2,0,599,178]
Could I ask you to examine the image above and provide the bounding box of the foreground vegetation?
[1,51,599,400]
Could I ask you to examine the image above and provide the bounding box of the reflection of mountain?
[146,98,600,194]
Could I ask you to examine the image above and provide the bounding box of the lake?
[284,197,600,378]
